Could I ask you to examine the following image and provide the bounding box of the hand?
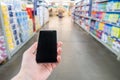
[12,41,63,80]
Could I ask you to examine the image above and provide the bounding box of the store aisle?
[44,16,120,80]
[0,16,120,80]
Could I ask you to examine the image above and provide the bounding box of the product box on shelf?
[107,36,113,47]
[117,2,120,10]
[26,8,34,32]
[111,27,120,38]
[91,20,96,29]
[95,21,99,30]
[98,12,105,19]
[112,40,118,52]
[108,13,119,23]
[91,11,96,18]
[0,27,7,63]
[35,16,41,31]
[116,14,120,26]
[104,13,110,21]
[98,22,105,31]
[101,33,108,43]
[86,25,90,31]
[96,30,103,39]
[90,27,95,34]
[115,39,120,52]
[103,24,112,35]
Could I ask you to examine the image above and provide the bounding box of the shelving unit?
[73,0,120,60]
[91,17,120,28]
[0,0,49,64]
[0,0,36,60]
[34,0,49,28]
[0,7,8,62]
[93,0,108,3]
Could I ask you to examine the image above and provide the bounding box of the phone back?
[36,30,57,63]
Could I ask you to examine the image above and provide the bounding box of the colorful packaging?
[111,13,119,23]
[98,22,105,31]
[111,27,120,38]
[104,24,112,35]
[104,13,110,21]
[95,21,99,30]
[116,39,120,52]
[101,33,108,43]
[96,30,103,39]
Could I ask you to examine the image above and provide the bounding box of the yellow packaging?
[3,15,9,20]
[99,22,105,31]
[9,44,14,50]
[5,27,10,31]
[4,21,10,27]
[1,5,7,12]
[109,14,113,22]
[6,32,12,37]
[7,39,13,44]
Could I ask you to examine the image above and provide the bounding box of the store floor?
[0,16,120,80]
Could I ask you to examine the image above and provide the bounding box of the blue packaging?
[13,30,17,35]
[15,35,18,40]
[9,12,14,17]
[16,40,20,45]
[12,24,16,30]
[8,5,12,11]
[95,21,99,30]
[10,18,14,24]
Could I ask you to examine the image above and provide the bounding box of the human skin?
[12,41,63,80]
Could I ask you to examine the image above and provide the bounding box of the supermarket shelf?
[80,15,91,19]
[75,20,120,60]
[92,10,106,12]
[93,0,108,3]
[0,5,11,59]
[10,33,36,57]
[81,3,90,6]
[74,15,80,17]
[106,11,120,13]
[91,18,120,28]
[75,21,89,33]
[89,32,119,58]
[79,10,90,12]
[92,10,120,13]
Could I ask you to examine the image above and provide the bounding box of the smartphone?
[36,30,57,63]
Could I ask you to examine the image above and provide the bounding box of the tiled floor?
[0,16,120,80]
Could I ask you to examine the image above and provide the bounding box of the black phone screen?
[36,30,57,63]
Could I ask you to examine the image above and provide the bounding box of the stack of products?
[0,27,7,63]
[26,8,34,32]
[16,11,31,42]
[1,3,16,51]
[92,0,120,26]
[106,0,120,11]
[0,1,34,56]
[79,0,90,16]
[90,0,120,53]
[89,20,120,53]
[73,0,91,31]
[79,16,90,31]
[73,0,120,57]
